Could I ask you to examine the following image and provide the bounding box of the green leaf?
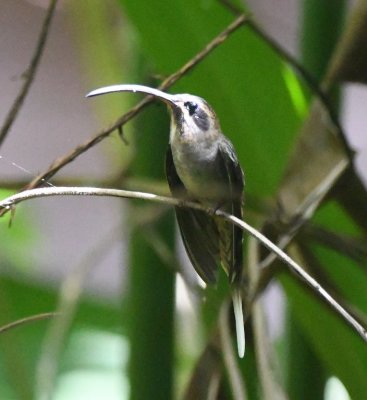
[118,0,301,197]
[281,272,367,400]
[0,190,39,271]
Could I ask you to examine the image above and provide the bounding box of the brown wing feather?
[217,137,244,286]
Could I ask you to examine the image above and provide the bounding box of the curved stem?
[1,185,366,343]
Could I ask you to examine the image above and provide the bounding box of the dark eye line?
[184,101,198,116]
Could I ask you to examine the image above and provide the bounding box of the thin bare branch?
[1,185,367,344]
[23,14,249,191]
[0,312,59,335]
[0,176,170,195]
[0,0,58,148]
[294,242,367,328]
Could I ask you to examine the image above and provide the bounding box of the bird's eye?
[184,101,198,116]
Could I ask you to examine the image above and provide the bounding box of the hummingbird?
[87,84,246,357]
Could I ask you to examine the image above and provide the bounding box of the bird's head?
[86,84,221,142]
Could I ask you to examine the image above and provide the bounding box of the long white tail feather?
[232,289,245,358]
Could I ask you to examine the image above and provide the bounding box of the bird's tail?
[232,287,245,358]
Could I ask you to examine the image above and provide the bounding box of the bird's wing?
[165,146,220,284]
[217,137,244,286]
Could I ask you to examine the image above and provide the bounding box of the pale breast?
[171,140,226,201]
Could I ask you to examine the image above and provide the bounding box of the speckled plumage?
[165,93,245,358]
[166,94,244,288]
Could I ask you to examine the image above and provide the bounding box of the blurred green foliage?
[1,1,366,399]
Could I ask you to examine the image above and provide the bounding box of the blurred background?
[0,0,367,399]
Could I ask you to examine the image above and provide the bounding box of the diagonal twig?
[1,185,367,345]
[23,14,249,191]
[0,312,59,335]
[0,0,58,148]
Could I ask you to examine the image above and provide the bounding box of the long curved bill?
[86,84,176,106]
